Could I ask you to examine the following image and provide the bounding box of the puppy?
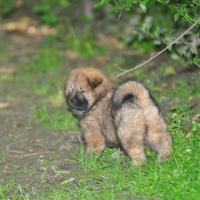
[64,67,172,166]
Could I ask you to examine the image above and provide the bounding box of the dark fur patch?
[122,93,135,104]
[112,90,136,111]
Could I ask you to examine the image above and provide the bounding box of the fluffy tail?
[112,81,150,110]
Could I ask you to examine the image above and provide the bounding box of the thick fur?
[112,81,172,165]
[65,68,172,166]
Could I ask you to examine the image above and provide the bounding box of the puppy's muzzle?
[68,91,88,111]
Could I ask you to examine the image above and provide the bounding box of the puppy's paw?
[157,142,172,162]
[131,155,147,167]
[84,143,105,155]
[158,152,171,163]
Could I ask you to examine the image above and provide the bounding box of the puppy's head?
[64,67,111,117]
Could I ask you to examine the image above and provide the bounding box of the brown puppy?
[64,67,172,166]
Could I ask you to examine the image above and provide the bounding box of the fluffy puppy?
[65,68,172,166]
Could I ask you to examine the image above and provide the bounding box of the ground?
[0,18,200,199]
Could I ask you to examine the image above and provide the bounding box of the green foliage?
[193,56,200,66]
[95,0,140,12]
[158,0,200,22]
[96,0,200,22]
[0,0,16,15]
[66,28,106,57]
[96,0,200,63]
[95,0,156,13]
[131,40,155,53]
[33,0,69,26]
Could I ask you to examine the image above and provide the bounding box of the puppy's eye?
[81,90,86,94]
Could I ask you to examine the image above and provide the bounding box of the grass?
[66,28,107,57]
[0,32,200,200]
[30,45,61,71]
[35,105,79,132]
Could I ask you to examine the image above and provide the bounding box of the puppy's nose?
[68,91,84,105]
[69,96,76,104]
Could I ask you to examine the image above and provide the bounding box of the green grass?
[131,40,155,54]
[30,46,61,71]
[66,28,107,57]
[35,105,79,132]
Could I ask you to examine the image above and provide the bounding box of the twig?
[116,18,200,79]
[6,139,27,154]
[194,62,200,68]
[117,10,124,21]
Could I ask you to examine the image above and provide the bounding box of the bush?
[96,0,200,64]
[0,0,16,15]
[33,0,69,26]
[96,0,200,22]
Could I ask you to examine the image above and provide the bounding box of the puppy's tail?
[112,81,150,110]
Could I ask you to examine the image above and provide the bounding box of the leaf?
[139,3,147,12]
[164,66,175,76]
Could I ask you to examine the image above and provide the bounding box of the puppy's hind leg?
[144,105,172,161]
[115,108,147,166]
[145,127,172,161]
[119,130,146,166]
[145,112,172,161]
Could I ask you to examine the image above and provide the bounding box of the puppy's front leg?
[83,130,105,154]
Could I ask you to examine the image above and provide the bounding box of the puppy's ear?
[87,76,103,89]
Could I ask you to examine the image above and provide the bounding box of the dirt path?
[0,30,81,187]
